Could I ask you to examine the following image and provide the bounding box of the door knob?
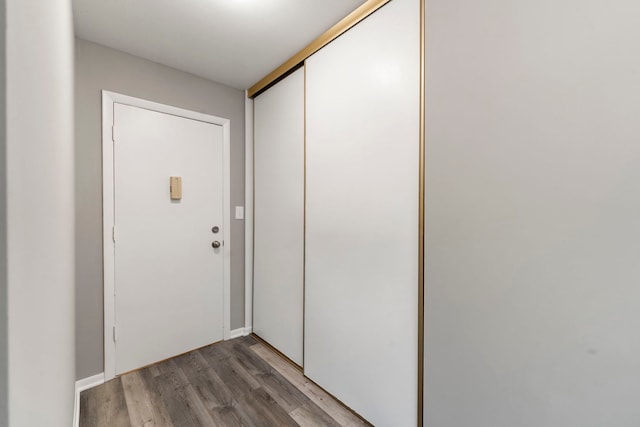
[212,241,221,249]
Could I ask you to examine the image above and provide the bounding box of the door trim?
[244,92,254,334]
[101,91,232,381]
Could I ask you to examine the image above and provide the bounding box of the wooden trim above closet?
[247,0,391,98]
[418,0,425,424]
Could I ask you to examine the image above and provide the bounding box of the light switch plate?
[235,206,244,220]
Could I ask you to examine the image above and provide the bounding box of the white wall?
[0,1,7,424]
[6,0,76,425]
[425,0,640,425]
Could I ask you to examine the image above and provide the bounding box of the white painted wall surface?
[305,0,420,424]
[6,0,75,425]
[253,68,305,365]
[425,0,640,426]
[0,1,7,423]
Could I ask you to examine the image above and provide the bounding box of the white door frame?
[102,90,232,381]
[244,92,254,334]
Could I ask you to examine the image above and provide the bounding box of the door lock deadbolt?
[212,226,220,234]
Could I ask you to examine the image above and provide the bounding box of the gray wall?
[425,0,640,426]
[7,0,76,425]
[0,0,7,424]
[75,38,245,380]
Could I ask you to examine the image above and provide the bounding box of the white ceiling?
[73,0,366,90]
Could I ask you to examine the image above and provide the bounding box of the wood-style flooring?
[79,335,370,426]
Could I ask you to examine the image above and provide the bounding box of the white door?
[304,0,420,425]
[253,67,305,366]
[113,103,225,375]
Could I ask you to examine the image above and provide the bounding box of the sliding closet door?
[253,68,305,365]
[305,0,420,425]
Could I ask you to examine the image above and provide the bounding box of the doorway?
[102,92,231,380]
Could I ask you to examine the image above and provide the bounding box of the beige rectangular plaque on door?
[170,176,182,200]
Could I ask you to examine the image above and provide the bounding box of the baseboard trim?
[73,372,105,427]
[229,326,253,339]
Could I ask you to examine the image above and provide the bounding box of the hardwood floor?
[80,335,371,426]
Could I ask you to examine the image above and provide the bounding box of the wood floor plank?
[205,354,260,400]
[147,364,163,377]
[227,356,262,390]
[80,378,131,427]
[152,365,215,426]
[250,343,370,427]
[234,387,299,427]
[121,370,173,427]
[230,338,275,377]
[176,350,235,410]
[230,339,309,413]
[79,386,100,426]
[137,368,178,427]
[199,339,235,363]
[152,359,189,385]
[208,405,248,427]
[290,402,342,427]
[256,370,309,413]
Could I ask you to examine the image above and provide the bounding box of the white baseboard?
[73,372,105,427]
[229,326,253,339]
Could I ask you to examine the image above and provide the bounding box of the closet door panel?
[253,68,305,365]
[305,0,420,425]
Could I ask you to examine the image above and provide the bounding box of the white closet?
[304,0,420,425]
[252,0,420,424]
[253,68,305,366]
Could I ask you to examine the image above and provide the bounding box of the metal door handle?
[212,241,221,249]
